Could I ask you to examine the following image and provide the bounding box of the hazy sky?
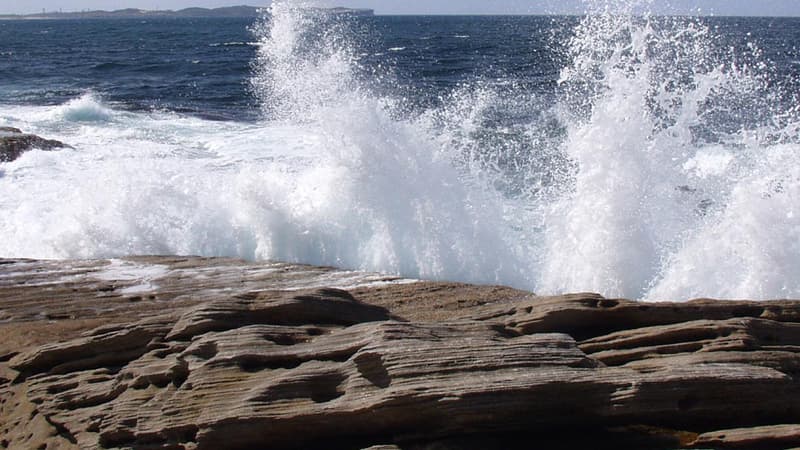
[3,0,800,16]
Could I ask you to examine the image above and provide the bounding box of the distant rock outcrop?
[1,256,799,449]
[0,127,70,162]
[0,6,374,20]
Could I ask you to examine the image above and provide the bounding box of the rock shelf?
[1,256,799,449]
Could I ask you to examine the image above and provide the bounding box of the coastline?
[3,8,800,445]
[2,255,799,448]
[0,6,374,20]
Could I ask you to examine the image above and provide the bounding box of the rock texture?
[0,127,70,162]
[1,256,800,449]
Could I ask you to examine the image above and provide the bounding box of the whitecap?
[53,93,113,123]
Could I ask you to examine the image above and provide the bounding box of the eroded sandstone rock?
[691,424,800,448]
[1,256,799,449]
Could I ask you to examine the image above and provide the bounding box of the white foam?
[538,1,800,300]
[94,259,170,282]
[53,93,113,123]
[93,259,170,294]
[2,0,799,301]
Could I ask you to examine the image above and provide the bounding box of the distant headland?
[0,5,374,20]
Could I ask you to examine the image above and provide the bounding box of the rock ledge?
[1,256,799,449]
[0,127,70,162]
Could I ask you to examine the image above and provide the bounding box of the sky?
[2,0,800,17]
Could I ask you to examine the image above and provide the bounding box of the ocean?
[2,1,800,301]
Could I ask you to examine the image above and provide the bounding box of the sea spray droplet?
[246,1,532,285]
[250,1,360,123]
[54,93,113,123]
[540,0,800,299]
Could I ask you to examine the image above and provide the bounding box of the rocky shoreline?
[0,127,69,163]
[1,256,799,449]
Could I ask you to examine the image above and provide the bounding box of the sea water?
[1,0,799,301]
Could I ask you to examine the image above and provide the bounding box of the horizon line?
[1,5,800,18]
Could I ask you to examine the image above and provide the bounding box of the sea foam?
[2,0,799,301]
[54,93,114,123]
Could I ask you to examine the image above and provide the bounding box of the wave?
[53,93,114,123]
[209,42,260,47]
[541,4,800,300]
[2,0,799,301]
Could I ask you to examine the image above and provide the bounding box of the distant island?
[0,5,374,20]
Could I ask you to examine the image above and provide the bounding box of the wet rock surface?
[1,256,799,449]
[0,127,70,162]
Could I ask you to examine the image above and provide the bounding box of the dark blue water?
[2,15,798,122]
[0,17,258,120]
